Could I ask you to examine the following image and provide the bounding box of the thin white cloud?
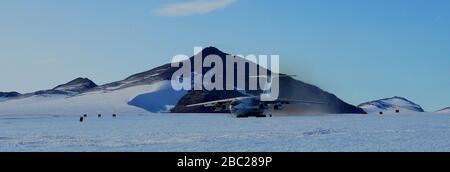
[155,0,237,17]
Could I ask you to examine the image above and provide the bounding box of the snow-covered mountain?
[358,96,425,114]
[0,80,184,115]
[0,68,184,115]
[437,107,450,114]
[0,92,21,102]
[0,47,364,115]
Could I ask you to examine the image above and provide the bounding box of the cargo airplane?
[186,75,327,118]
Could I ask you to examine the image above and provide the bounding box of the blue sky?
[0,0,449,110]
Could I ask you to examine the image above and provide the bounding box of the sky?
[0,0,449,111]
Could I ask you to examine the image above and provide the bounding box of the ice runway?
[0,113,449,152]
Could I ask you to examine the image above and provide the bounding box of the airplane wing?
[249,74,296,78]
[262,98,328,105]
[185,97,253,107]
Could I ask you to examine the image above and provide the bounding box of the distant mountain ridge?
[358,96,424,113]
[0,92,21,101]
[0,47,365,115]
[12,78,98,99]
[53,77,97,93]
[0,92,21,98]
[437,107,450,113]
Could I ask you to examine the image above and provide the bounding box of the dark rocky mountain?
[93,47,245,91]
[170,47,365,114]
[358,96,425,113]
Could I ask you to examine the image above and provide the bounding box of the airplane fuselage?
[229,98,267,117]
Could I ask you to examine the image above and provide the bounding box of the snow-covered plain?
[0,112,449,152]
